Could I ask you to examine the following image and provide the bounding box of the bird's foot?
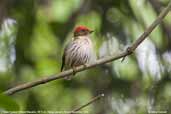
[64,67,77,80]
[72,67,77,75]
[64,75,72,80]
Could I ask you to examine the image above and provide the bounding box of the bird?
[61,25,94,80]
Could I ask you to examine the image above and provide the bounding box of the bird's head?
[74,25,94,37]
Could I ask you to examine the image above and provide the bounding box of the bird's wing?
[60,42,72,71]
[61,40,75,71]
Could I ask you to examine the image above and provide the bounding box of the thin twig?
[3,1,171,95]
[70,94,104,114]
[130,0,171,51]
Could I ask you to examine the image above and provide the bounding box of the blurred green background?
[0,0,171,114]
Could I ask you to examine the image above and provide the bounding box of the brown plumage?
[61,26,94,78]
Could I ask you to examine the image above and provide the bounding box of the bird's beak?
[89,30,94,34]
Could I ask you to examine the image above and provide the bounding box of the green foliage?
[0,94,19,111]
[51,0,81,23]
[0,0,171,114]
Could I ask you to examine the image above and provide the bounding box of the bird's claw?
[64,64,87,80]
[65,76,72,80]
[64,67,77,80]
[72,67,77,75]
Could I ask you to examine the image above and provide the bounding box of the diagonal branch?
[129,0,171,51]
[3,1,171,96]
[70,93,104,114]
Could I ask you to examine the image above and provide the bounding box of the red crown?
[74,25,90,33]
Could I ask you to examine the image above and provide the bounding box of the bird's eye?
[80,29,85,32]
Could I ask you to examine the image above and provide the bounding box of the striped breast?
[64,36,92,69]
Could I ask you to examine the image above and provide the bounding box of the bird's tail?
[61,54,65,72]
[61,62,64,72]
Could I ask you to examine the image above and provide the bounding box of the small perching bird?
[61,25,94,79]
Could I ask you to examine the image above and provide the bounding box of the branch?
[3,1,171,95]
[70,93,104,114]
